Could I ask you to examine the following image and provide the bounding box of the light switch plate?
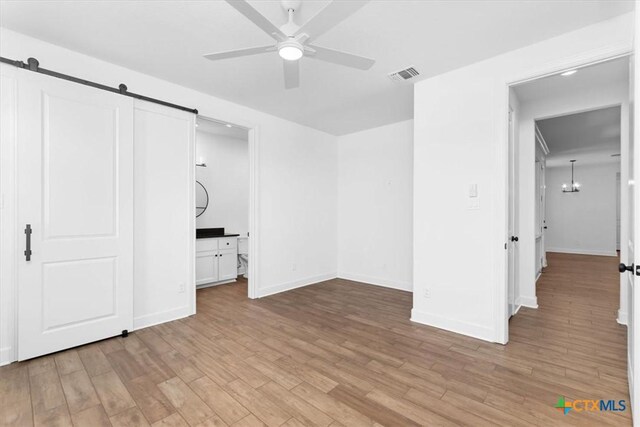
[468,183,478,198]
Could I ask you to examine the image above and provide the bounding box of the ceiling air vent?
[388,66,420,82]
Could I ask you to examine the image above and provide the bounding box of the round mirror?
[196,181,209,218]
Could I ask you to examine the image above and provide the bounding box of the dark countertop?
[196,228,240,239]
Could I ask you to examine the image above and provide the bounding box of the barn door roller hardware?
[0,56,198,115]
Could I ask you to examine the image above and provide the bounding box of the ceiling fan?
[204,0,375,89]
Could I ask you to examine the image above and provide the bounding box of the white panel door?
[17,72,134,360]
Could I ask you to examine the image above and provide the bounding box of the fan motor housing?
[281,0,301,12]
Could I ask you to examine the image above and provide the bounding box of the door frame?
[498,48,633,345]
[195,115,261,299]
[507,106,518,317]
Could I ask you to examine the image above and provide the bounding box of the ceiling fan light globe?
[279,45,303,61]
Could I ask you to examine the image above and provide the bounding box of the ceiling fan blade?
[203,45,274,61]
[294,0,370,43]
[305,45,374,70]
[283,60,299,89]
[225,0,287,41]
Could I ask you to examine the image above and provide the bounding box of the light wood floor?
[0,253,631,426]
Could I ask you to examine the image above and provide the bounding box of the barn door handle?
[24,224,32,261]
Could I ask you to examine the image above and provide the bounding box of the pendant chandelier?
[561,160,581,193]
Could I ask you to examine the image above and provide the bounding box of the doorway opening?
[507,56,628,323]
[504,54,632,416]
[194,116,256,299]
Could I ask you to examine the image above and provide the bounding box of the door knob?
[510,236,519,242]
[619,263,634,273]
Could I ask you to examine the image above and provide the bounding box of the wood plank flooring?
[0,253,631,426]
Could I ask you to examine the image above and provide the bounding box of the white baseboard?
[0,346,15,367]
[0,306,195,365]
[337,272,412,292]
[516,296,538,309]
[133,305,193,330]
[256,273,337,298]
[618,309,628,326]
[196,279,236,289]
[410,309,495,342]
[546,248,617,257]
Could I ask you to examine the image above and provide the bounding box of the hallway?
[508,252,630,425]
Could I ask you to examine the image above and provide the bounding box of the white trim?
[516,296,538,309]
[133,305,192,330]
[0,347,14,367]
[337,272,412,292]
[196,116,259,300]
[196,279,236,290]
[248,126,260,299]
[256,273,336,298]
[513,305,522,315]
[618,309,628,326]
[411,309,495,342]
[188,113,196,317]
[534,124,550,155]
[545,248,618,257]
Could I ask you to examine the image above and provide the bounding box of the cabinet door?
[196,251,219,285]
[218,249,238,281]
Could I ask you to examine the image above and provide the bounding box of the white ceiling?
[0,1,633,135]
[513,56,628,168]
[513,56,629,104]
[537,106,621,168]
[197,117,249,140]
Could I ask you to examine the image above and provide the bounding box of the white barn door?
[17,71,134,360]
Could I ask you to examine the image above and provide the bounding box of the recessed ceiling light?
[561,69,578,77]
[225,124,232,128]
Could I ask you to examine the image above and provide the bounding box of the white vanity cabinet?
[196,237,238,288]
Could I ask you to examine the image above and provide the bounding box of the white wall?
[337,120,413,292]
[413,12,633,343]
[517,80,627,308]
[196,130,249,236]
[0,28,338,364]
[0,71,18,365]
[134,101,195,330]
[545,162,620,256]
